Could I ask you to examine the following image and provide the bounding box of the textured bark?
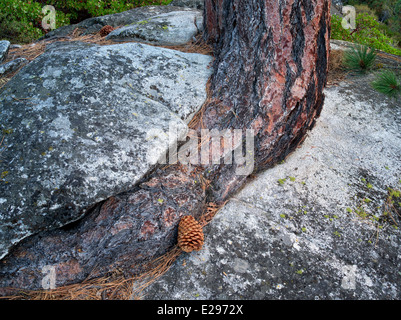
[201,0,330,202]
[0,167,207,293]
[0,0,330,294]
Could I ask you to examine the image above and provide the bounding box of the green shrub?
[0,0,70,43]
[371,70,401,97]
[343,44,377,73]
[331,13,401,56]
[354,4,378,18]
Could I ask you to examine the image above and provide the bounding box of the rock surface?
[142,75,401,299]
[0,40,10,63]
[106,10,203,45]
[0,40,212,259]
[169,0,204,10]
[42,5,202,41]
[0,58,28,77]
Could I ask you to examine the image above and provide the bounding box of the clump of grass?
[343,44,377,73]
[371,70,401,98]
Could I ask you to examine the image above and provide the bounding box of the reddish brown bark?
[0,0,330,294]
[200,0,330,201]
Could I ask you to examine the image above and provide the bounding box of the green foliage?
[0,0,173,44]
[0,0,70,43]
[343,44,377,73]
[354,4,378,18]
[0,0,42,43]
[344,0,401,47]
[371,70,401,97]
[331,13,401,56]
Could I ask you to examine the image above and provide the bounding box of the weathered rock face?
[0,40,10,63]
[143,75,401,300]
[0,58,28,77]
[332,0,343,8]
[169,0,204,10]
[0,40,212,259]
[42,5,202,40]
[106,10,203,45]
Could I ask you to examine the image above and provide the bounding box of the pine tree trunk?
[201,0,331,201]
[0,0,330,294]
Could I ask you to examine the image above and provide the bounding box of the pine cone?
[178,216,204,252]
[99,25,114,37]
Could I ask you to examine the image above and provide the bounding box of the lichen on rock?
[0,40,212,260]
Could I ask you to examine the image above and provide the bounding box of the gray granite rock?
[169,0,204,10]
[9,44,22,49]
[0,40,10,64]
[0,40,212,259]
[332,0,343,8]
[142,74,401,300]
[42,5,202,40]
[0,58,28,76]
[106,10,203,45]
